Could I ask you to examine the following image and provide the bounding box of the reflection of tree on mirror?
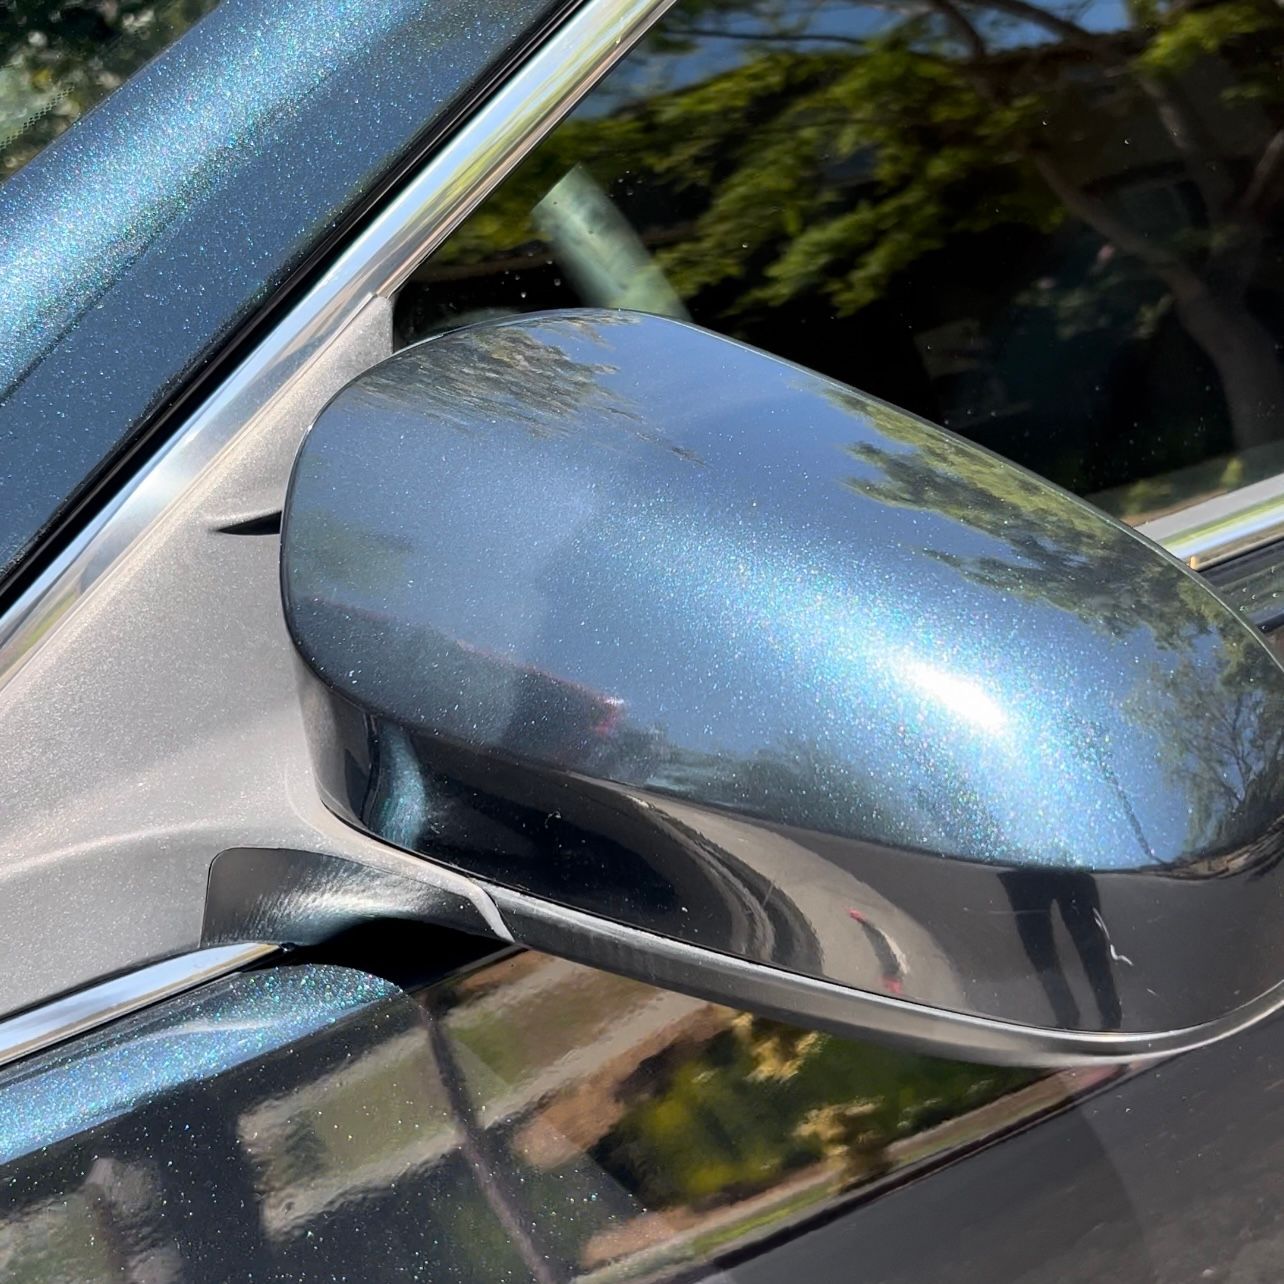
[827,382,1284,869]
[368,313,642,439]
[1126,640,1284,861]
[834,387,1232,644]
[433,954,1046,1270]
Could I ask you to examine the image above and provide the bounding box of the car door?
[1,0,1283,1280]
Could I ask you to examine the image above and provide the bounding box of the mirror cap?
[281,310,1284,1058]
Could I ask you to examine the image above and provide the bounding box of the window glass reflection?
[398,0,1284,520]
[424,950,1102,1280]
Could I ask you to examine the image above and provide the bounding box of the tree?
[594,1009,1035,1208]
[431,0,1284,458]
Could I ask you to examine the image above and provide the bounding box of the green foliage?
[435,0,1284,333]
[416,0,1284,484]
[595,1015,1034,1208]
[1136,1,1273,77]
[439,29,1060,319]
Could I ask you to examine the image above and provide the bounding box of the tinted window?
[398,0,1284,523]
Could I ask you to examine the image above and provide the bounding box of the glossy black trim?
[1203,536,1284,632]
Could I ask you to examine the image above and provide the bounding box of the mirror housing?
[276,309,1284,1064]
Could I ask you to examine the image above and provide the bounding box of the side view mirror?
[267,309,1284,1065]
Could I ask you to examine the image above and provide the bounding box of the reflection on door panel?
[0,955,1105,1282]
[7,950,1284,1280]
[422,951,1104,1281]
[0,965,540,1283]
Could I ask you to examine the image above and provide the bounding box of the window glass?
[1,0,218,181]
[397,0,1284,523]
[418,950,1107,1280]
[0,951,1121,1282]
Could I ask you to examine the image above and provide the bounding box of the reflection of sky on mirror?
[901,661,1009,735]
[288,316,1280,872]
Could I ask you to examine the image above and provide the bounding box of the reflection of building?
[0,967,506,1282]
[449,954,723,1152]
[237,1027,460,1239]
[0,1161,175,1282]
[0,951,1093,1283]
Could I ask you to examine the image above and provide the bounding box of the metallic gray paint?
[0,301,394,1021]
[202,844,1249,1066]
[0,964,477,1282]
[487,886,1284,1067]
[5,947,1279,1282]
[0,0,683,697]
[203,847,510,948]
[0,0,684,1024]
[0,944,277,1071]
[0,0,565,584]
[282,310,1284,1050]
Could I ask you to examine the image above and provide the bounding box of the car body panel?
[0,0,562,588]
[0,0,1281,1278]
[1,949,1278,1282]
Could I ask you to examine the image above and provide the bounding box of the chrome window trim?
[1137,475,1284,570]
[0,943,277,1070]
[0,0,682,691]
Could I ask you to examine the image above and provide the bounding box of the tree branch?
[932,0,990,61]
[967,0,1100,49]
[1240,126,1284,220]
[1137,71,1237,218]
[974,0,1232,220]
[666,22,869,48]
[1030,151,1208,297]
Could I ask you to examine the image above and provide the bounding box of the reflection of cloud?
[901,660,1007,735]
